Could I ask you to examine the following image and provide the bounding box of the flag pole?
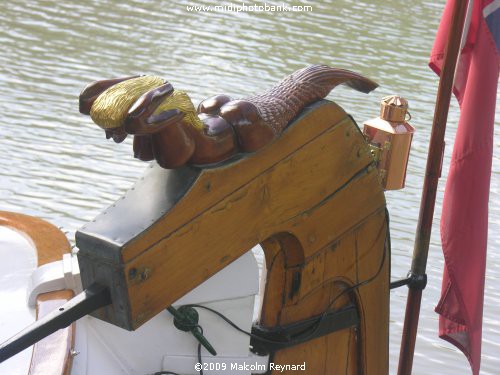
[397,1,469,374]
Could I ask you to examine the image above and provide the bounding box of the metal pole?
[0,284,111,363]
[397,1,469,374]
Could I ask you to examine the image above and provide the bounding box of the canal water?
[0,1,499,373]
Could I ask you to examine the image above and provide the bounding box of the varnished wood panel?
[355,210,389,375]
[259,244,286,327]
[78,99,389,374]
[121,101,351,262]
[124,114,374,327]
[325,327,359,375]
[0,211,71,265]
[266,210,388,375]
[272,336,327,374]
[29,290,75,375]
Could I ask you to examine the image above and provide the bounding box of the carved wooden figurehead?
[75,67,389,374]
[79,65,378,168]
[68,65,390,374]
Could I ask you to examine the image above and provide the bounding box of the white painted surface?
[0,226,37,375]
[0,230,263,374]
[163,352,269,375]
[27,253,82,307]
[173,251,260,306]
[72,250,266,375]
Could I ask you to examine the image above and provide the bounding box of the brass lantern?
[363,95,415,190]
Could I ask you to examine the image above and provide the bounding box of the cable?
[197,327,203,375]
[154,210,391,374]
[184,210,390,348]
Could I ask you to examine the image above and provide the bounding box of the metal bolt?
[70,349,80,357]
[140,268,152,281]
[128,268,137,280]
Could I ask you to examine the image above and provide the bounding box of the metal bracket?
[27,253,83,307]
[369,143,383,163]
[167,306,217,356]
[390,273,427,290]
[250,305,359,355]
[0,283,111,363]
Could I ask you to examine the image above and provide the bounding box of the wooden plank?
[124,117,374,327]
[271,281,360,375]
[296,251,325,301]
[75,97,390,373]
[121,100,350,262]
[29,290,75,375]
[272,336,327,375]
[274,210,388,375]
[276,170,385,260]
[0,211,71,265]
[259,238,286,327]
[324,230,358,286]
[355,210,389,375]
[325,327,358,375]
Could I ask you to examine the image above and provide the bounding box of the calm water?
[0,1,499,373]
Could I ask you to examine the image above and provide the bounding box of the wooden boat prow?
[1,99,389,374]
[77,99,390,374]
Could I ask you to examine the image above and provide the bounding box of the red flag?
[430,0,499,373]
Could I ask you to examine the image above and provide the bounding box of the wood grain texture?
[264,209,388,375]
[123,106,373,327]
[0,211,71,265]
[79,100,389,374]
[121,100,349,262]
[29,290,75,375]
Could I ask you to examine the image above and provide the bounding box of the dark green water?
[0,1,499,373]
